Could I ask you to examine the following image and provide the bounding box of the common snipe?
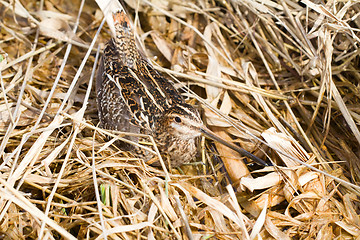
[96,10,268,167]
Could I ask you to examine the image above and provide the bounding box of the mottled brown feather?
[96,10,203,166]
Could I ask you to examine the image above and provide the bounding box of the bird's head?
[155,104,269,166]
[155,104,203,140]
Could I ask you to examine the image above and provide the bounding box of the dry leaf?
[261,127,309,167]
[39,18,83,44]
[150,32,173,62]
[239,172,282,192]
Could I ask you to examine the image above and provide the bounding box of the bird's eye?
[174,116,181,123]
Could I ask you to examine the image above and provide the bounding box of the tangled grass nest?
[1,0,360,239]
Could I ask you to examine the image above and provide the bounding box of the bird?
[96,10,269,168]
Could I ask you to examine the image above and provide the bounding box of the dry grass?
[1,0,360,239]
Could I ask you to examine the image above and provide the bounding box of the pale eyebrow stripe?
[177,104,200,121]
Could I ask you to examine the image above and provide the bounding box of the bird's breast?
[155,132,198,167]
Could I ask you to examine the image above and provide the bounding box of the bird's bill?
[199,126,269,166]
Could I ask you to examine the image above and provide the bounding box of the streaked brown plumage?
[96,11,269,167]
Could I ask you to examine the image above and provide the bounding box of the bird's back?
[96,10,185,133]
